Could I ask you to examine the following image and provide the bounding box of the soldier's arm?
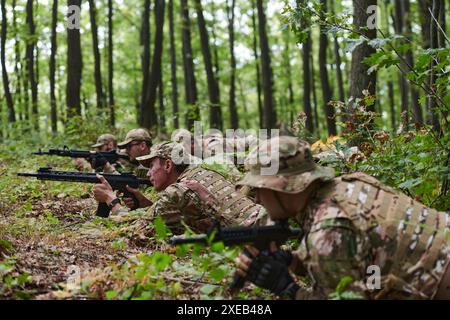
[294,217,369,299]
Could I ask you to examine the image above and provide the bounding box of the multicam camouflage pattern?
[91,133,117,148]
[136,141,192,164]
[238,136,335,193]
[292,172,449,299]
[238,136,449,299]
[148,165,266,234]
[117,128,152,148]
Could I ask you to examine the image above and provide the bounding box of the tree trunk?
[139,0,151,126]
[348,0,377,106]
[297,0,313,133]
[256,0,276,129]
[142,0,165,130]
[226,0,239,129]
[108,0,115,128]
[418,0,432,49]
[210,1,221,104]
[319,0,336,136]
[1,0,16,123]
[310,50,319,131]
[88,0,104,114]
[168,0,179,129]
[66,0,82,118]
[12,0,22,121]
[251,0,263,127]
[159,69,166,132]
[195,0,222,129]
[49,0,58,132]
[330,0,345,105]
[26,0,38,129]
[427,0,441,131]
[393,0,410,121]
[403,0,423,124]
[180,0,199,129]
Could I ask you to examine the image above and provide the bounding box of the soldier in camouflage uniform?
[235,136,449,299]
[116,128,152,178]
[93,141,266,233]
[75,133,118,172]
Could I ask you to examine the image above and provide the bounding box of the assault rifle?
[169,220,303,291]
[32,146,132,170]
[18,167,152,217]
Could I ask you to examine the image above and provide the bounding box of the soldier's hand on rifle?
[235,242,299,299]
[123,185,152,209]
[93,174,116,204]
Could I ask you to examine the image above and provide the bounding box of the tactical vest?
[180,165,261,225]
[314,173,449,292]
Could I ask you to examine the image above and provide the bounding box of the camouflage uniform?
[136,141,266,234]
[238,136,449,299]
[76,134,118,172]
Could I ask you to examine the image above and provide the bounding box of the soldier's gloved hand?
[123,185,153,209]
[251,257,299,299]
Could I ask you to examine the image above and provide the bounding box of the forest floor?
[0,141,270,300]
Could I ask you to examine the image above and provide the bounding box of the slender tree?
[256,0,276,129]
[142,0,165,130]
[427,0,440,131]
[348,0,377,105]
[26,0,38,129]
[180,0,199,129]
[1,0,16,123]
[330,0,345,104]
[49,0,58,132]
[319,0,336,135]
[88,0,105,114]
[108,0,115,127]
[251,0,263,127]
[66,0,82,118]
[195,0,222,129]
[168,0,179,129]
[12,0,23,121]
[226,0,239,129]
[139,0,151,126]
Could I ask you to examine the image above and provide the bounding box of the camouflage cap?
[136,141,191,165]
[237,136,335,193]
[117,128,152,148]
[91,134,117,148]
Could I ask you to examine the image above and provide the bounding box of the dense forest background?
[0,0,447,138]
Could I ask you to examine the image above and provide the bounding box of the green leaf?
[153,217,168,240]
[200,284,217,295]
[209,268,226,282]
[105,290,117,300]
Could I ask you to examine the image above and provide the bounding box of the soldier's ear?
[165,159,174,173]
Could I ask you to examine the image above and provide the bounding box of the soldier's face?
[147,157,172,191]
[125,141,147,161]
[99,142,115,152]
[255,189,303,220]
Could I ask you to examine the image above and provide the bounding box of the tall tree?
[1,0,16,123]
[49,0,58,132]
[348,0,377,106]
[256,0,276,129]
[107,0,115,127]
[298,0,314,133]
[393,0,410,119]
[26,0,38,129]
[158,70,166,131]
[180,0,199,129]
[427,0,441,131]
[319,0,336,135]
[330,0,345,104]
[251,0,263,127]
[403,0,423,124]
[12,0,22,121]
[195,0,222,129]
[310,51,320,131]
[142,0,165,130]
[226,0,239,129]
[66,0,82,118]
[168,0,179,129]
[88,0,105,113]
[139,0,151,126]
